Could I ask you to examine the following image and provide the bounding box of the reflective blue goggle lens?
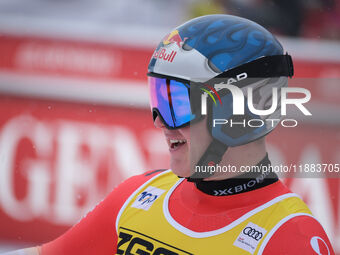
[148,76,194,129]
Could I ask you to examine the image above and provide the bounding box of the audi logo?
[243,227,263,241]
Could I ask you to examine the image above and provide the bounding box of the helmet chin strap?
[186,139,229,182]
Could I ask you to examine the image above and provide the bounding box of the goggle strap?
[186,139,229,182]
[215,54,294,80]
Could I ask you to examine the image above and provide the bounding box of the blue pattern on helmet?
[177,15,283,72]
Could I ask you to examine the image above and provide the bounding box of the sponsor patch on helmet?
[152,48,177,63]
[162,30,183,48]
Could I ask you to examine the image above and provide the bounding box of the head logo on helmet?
[162,30,185,48]
[152,30,184,63]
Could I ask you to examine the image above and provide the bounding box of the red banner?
[0,95,169,242]
[0,33,339,251]
[0,34,152,82]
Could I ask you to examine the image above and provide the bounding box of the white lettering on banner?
[54,124,146,224]
[54,123,100,224]
[0,115,146,224]
[0,115,52,221]
[15,43,120,75]
[110,126,147,180]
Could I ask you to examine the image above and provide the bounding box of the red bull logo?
[152,30,185,63]
[162,30,183,48]
[152,48,177,63]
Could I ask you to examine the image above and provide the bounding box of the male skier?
[4,14,334,255]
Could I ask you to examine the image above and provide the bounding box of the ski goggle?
[148,74,198,129]
[147,54,294,130]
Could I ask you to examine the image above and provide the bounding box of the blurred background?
[0,0,339,253]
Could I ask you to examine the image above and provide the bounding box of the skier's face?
[154,116,211,177]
